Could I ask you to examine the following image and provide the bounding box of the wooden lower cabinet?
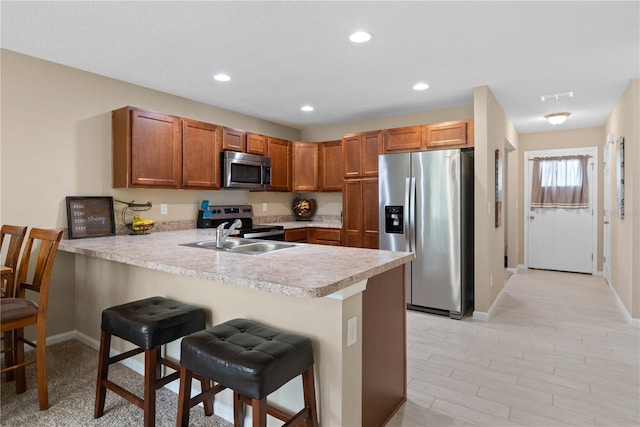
[309,228,341,246]
[343,178,379,249]
[362,265,407,426]
[285,228,308,243]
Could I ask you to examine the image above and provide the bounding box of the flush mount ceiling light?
[413,82,430,91]
[301,105,314,112]
[349,31,372,43]
[213,73,231,82]
[545,112,571,125]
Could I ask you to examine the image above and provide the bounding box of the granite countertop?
[58,229,412,298]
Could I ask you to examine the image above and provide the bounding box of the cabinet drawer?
[312,228,341,243]
[285,228,308,243]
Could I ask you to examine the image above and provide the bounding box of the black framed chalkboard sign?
[66,196,116,239]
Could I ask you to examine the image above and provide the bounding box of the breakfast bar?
[58,229,413,426]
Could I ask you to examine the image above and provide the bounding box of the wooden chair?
[1,225,27,298]
[1,225,27,381]
[0,228,63,410]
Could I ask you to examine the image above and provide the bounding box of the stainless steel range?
[196,202,285,240]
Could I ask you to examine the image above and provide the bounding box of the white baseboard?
[49,330,237,424]
[606,283,640,328]
[472,288,505,321]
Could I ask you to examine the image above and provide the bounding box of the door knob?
[603,221,610,224]
[529,215,535,220]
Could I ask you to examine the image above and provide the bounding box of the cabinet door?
[285,228,308,243]
[342,134,362,178]
[425,120,471,149]
[363,178,379,249]
[246,133,267,155]
[362,132,381,177]
[267,137,292,192]
[293,142,319,192]
[130,108,181,188]
[383,126,424,153]
[343,179,363,248]
[181,119,221,189]
[222,127,246,152]
[319,140,343,191]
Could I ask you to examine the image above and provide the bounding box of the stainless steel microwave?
[222,151,271,190]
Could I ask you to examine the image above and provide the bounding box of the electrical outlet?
[347,317,357,347]
[262,203,268,212]
[160,204,168,215]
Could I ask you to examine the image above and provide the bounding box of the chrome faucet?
[216,219,243,248]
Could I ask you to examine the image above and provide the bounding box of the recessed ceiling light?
[349,31,372,43]
[213,73,231,82]
[301,105,314,112]
[413,82,430,91]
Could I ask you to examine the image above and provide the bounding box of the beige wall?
[473,86,519,314]
[605,79,640,318]
[518,127,605,270]
[0,49,305,231]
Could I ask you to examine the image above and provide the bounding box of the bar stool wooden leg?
[302,366,319,427]
[251,397,267,427]
[176,366,192,427]
[36,318,49,410]
[233,391,244,427]
[15,328,26,394]
[144,347,158,427]
[94,330,111,418]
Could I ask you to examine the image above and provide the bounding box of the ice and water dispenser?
[384,206,404,234]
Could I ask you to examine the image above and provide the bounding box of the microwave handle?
[263,166,271,186]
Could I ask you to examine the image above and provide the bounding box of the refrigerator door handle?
[407,177,416,253]
[404,177,412,252]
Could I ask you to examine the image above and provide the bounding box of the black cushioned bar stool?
[177,318,318,427]
[94,296,211,427]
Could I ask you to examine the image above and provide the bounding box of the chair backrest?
[1,225,28,298]
[14,229,63,317]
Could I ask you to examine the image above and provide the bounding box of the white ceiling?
[1,1,638,134]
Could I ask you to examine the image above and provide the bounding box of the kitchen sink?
[181,238,300,255]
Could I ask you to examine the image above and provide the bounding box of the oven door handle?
[241,230,285,239]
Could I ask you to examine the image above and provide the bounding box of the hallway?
[389,269,640,426]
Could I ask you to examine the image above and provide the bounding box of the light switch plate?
[160,204,168,215]
[347,316,357,347]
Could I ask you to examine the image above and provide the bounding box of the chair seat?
[1,298,38,323]
[180,318,314,400]
[101,296,205,350]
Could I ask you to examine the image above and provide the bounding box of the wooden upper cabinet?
[343,131,381,178]
[293,142,319,192]
[181,119,221,189]
[319,140,343,192]
[425,120,473,149]
[222,127,246,152]
[383,126,424,153]
[246,133,267,155]
[112,106,181,188]
[267,137,292,192]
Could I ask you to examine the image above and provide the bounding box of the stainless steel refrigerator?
[379,149,474,319]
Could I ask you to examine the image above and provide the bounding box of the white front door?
[524,148,598,274]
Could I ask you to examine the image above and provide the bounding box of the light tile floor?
[387,269,640,427]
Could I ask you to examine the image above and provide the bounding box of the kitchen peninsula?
[58,229,412,426]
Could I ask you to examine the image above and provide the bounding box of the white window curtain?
[531,155,589,208]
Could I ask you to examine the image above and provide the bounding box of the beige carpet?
[0,340,232,426]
